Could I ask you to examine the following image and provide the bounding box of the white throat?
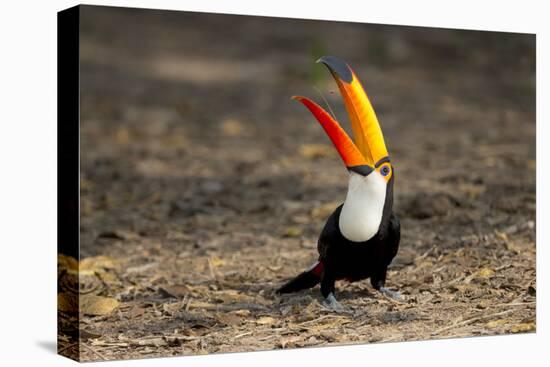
[339,171,387,242]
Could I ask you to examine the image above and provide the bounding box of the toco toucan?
[277,56,402,311]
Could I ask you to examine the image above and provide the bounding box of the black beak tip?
[316,55,353,83]
[348,165,374,176]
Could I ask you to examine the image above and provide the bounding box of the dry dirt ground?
[58,6,536,361]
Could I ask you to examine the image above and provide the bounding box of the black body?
[277,175,400,297]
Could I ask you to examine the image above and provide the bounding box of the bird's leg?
[379,287,404,301]
[320,267,344,312]
[372,276,404,302]
[324,293,344,312]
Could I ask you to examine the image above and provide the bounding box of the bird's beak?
[293,56,389,174]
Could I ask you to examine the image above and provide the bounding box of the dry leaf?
[450,284,476,294]
[477,268,495,278]
[58,255,79,274]
[458,183,485,199]
[80,295,119,316]
[220,119,244,136]
[233,309,251,317]
[165,134,188,149]
[210,257,226,267]
[495,231,508,241]
[79,256,118,276]
[476,299,491,309]
[58,292,79,313]
[80,256,117,270]
[279,335,302,348]
[163,302,182,315]
[495,231,521,253]
[217,313,242,326]
[159,285,189,298]
[128,306,146,318]
[256,316,276,325]
[282,226,302,238]
[510,322,535,333]
[98,229,140,241]
[505,241,521,254]
[116,127,130,144]
[486,319,507,328]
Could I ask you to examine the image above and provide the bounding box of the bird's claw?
[380,287,404,302]
[323,293,345,312]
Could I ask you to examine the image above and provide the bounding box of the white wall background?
[0,1,546,366]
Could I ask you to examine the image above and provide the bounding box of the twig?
[90,341,129,347]
[495,263,514,271]
[432,309,515,336]
[494,301,535,308]
[298,314,344,326]
[415,246,436,263]
[208,257,221,286]
[81,343,107,361]
[380,334,404,343]
[57,342,78,355]
[447,274,467,286]
[188,302,268,312]
[257,335,278,342]
[234,331,253,339]
[182,294,191,312]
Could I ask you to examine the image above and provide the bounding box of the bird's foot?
[380,287,404,302]
[323,293,345,312]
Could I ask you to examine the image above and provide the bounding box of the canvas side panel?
[57,5,81,362]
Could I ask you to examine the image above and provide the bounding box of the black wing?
[317,204,344,261]
[385,212,401,265]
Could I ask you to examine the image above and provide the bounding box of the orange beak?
[293,56,389,175]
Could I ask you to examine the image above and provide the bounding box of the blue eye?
[381,166,390,176]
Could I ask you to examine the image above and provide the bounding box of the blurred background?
[73,5,535,361]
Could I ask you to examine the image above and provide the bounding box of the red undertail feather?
[276,261,324,294]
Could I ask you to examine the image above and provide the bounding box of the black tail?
[276,261,323,294]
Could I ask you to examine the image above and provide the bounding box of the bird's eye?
[380,165,390,176]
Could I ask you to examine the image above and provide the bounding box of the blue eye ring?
[380,165,390,176]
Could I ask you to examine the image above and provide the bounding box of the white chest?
[338,171,387,243]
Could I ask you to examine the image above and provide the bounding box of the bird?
[277,55,402,311]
